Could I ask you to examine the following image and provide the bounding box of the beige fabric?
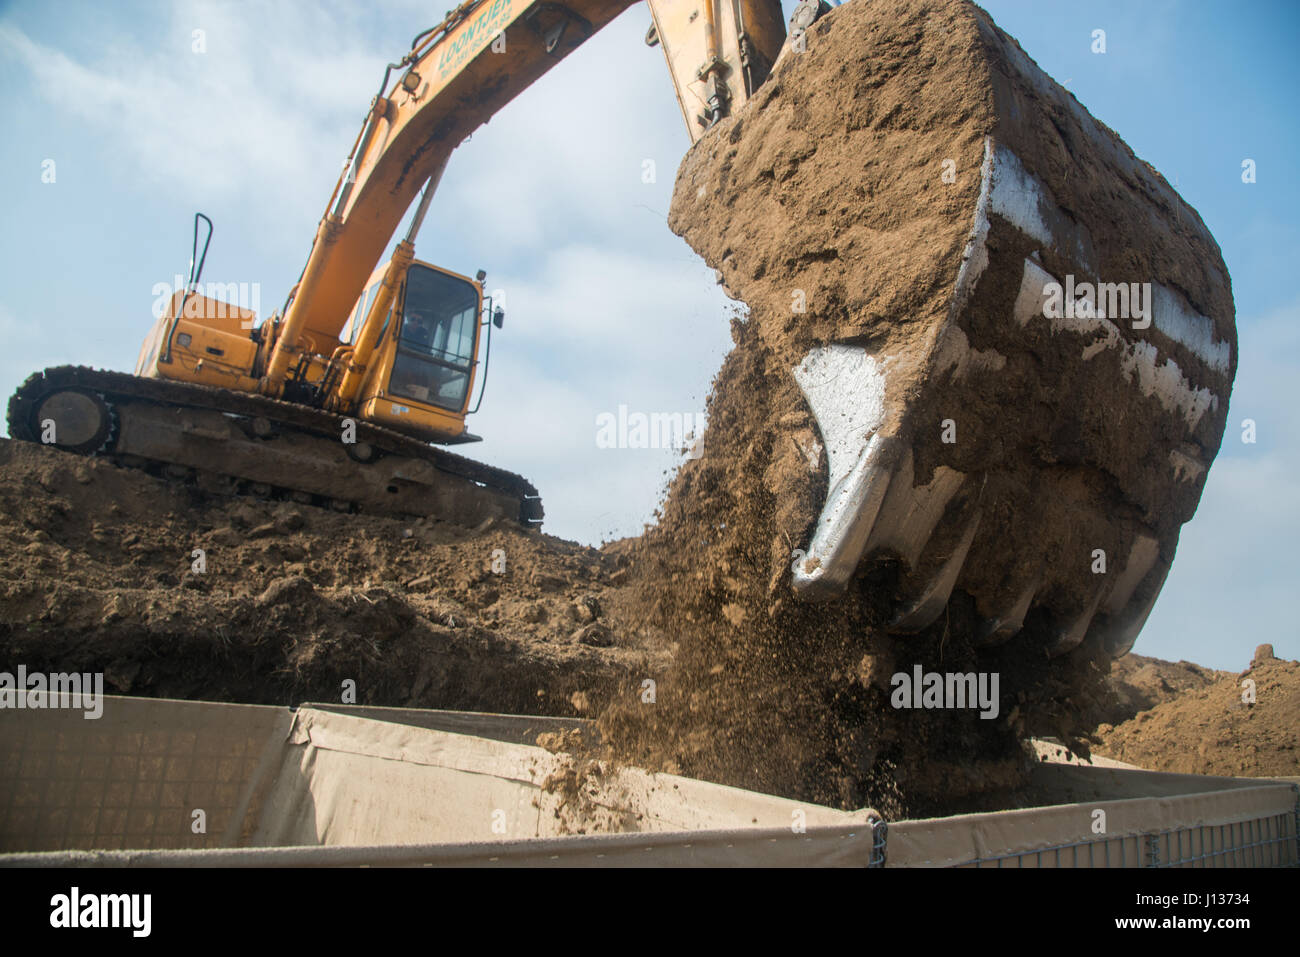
[1027,761,1291,801]
[2,695,1294,867]
[0,825,880,867]
[0,695,290,852]
[252,707,872,846]
[0,695,868,853]
[300,703,587,745]
[887,783,1297,867]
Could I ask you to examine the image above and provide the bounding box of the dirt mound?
[1103,653,1232,725]
[1094,649,1299,777]
[0,437,658,715]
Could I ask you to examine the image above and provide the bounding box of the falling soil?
[597,0,1235,814]
[595,315,1111,816]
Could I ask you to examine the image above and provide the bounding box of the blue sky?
[0,0,1295,670]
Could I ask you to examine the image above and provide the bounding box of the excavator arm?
[262,0,788,397]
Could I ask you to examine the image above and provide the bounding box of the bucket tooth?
[1047,590,1105,658]
[977,578,1039,645]
[1102,558,1172,659]
[1103,534,1160,616]
[791,344,900,600]
[862,449,967,568]
[890,506,983,633]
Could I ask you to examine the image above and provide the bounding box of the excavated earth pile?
[0,0,1242,817]
[0,438,657,715]
[1101,652,1232,726]
[1094,647,1299,778]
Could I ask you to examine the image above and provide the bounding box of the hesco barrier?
[1,695,1295,867]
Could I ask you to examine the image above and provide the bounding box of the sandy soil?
[1094,646,1299,778]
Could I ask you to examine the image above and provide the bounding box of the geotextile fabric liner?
[0,695,291,851]
[2,695,1295,866]
[0,695,869,853]
[886,783,1298,867]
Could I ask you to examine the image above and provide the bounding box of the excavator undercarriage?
[8,367,542,527]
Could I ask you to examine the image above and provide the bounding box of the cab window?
[388,265,480,412]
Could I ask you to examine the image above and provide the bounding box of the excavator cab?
[347,259,491,445]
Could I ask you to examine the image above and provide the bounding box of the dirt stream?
[0,0,1272,817]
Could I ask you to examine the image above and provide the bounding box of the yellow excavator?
[9,0,1237,656]
[9,0,794,529]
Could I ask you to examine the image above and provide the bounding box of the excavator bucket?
[671,0,1235,659]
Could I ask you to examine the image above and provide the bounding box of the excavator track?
[7,366,543,528]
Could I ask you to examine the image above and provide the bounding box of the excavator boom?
[265,0,786,389]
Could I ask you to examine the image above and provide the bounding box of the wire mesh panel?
[0,698,287,852]
[1150,813,1297,868]
[956,833,1148,869]
[948,809,1298,868]
[885,781,1299,868]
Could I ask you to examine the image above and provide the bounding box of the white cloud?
[0,16,347,230]
[493,244,730,358]
[420,8,686,248]
[469,351,687,543]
